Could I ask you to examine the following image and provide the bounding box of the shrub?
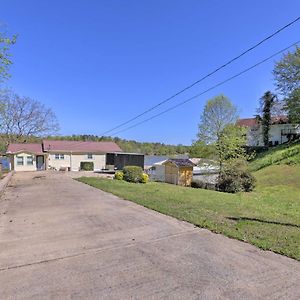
[191,180,206,189]
[191,180,216,190]
[140,173,149,183]
[141,173,148,184]
[114,171,124,180]
[217,170,241,193]
[80,161,94,171]
[217,168,255,193]
[240,171,256,192]
[206,182,216,191]
[123,166,143,183]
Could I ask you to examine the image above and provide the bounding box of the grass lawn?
[77,164,300,260]
[249,140,300,171]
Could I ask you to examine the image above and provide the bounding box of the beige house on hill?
[237,116,300,146]
[7,140,123,172]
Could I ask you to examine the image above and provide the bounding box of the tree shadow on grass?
[227,217,300,228]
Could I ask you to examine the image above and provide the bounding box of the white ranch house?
[237,116,300,147]
[7,140,123,172]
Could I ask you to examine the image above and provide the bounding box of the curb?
[0,172,14,195]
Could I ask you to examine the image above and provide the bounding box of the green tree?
[189,140,216,158]
[216,124,249,170]
[216,124,255,193]
[0,31,17,82]
[273,47,300,123]
[259,91,276,147]
[285,88,300,123]
[197,95,238,144]
[273,46,300,96]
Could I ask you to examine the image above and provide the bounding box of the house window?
[87,153,93,159]
[27,156,34,165]
[55,154,64,160]
[17,156,24,166]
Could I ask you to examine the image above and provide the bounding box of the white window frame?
[87,153,93,159]
[55,154,65,160]
[17,156,24,166]
[27,156,34,165]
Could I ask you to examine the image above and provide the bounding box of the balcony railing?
[281,129,297,135]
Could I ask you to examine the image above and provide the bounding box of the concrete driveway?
[0,172,299,299]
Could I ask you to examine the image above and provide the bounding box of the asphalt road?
[0,171,299,299]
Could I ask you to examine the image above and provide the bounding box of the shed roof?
[42,140,122,153]
[163,158,195,167]
[7,143,44,155]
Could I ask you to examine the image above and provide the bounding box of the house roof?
[237,115,289,127]
[7,143,44,155]
[42,140,122,153]
[163,158,195,167]
[236,118,258,127]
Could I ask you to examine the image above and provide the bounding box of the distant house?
[147,159,167,182]
[7,140,144,172]
[237,116,300,146]
[163,159,195,187]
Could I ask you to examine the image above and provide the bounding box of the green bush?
[240,171,256,192]
[191,180,216,190]
[140,173,149,183]
[114,171,124,180]
[123,166,143,183]
[191,180,206,189]
[80,161,94,171]
[217,168,255,193]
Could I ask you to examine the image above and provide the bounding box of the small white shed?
[148,160,166,182]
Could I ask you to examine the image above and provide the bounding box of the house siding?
[152,164,166,182]
[69,153,106,171]
[48,153,106,171]
[247,124,299,146]
[12,152,37,172]
[48,153,71,170]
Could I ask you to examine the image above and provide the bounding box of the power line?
[109,40,300,136]
[101,16,300,135]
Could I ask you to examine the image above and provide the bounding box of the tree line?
[46,135,190,156]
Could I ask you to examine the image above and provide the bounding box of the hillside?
[249,140,300,171]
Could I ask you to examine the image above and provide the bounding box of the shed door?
[179,169,192,186]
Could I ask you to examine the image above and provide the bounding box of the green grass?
[249,140,300,171]
[77,164,300,260]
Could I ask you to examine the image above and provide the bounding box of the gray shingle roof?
[164,159,195,167]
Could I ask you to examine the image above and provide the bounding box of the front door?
[36,155,45,170]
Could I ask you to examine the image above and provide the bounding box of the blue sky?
[1,0,300,145]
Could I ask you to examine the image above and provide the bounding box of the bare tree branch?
[0,90,60,143]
